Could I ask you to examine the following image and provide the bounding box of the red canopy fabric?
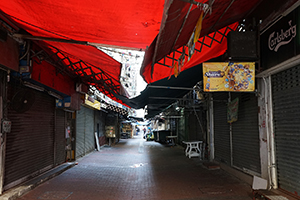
[141,0,262,83]
[0,0,164,50]
[43,41,121,83]
[36,41,128,104]
[0,0,165,107]
[141,23,238,83]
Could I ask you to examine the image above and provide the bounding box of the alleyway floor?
[17,134,253,200]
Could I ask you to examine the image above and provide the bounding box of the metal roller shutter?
[55,109,66,165]
[213,92,231,164]
[95,110,106,137]
[5,87,54,189]
[84,108,94,154]
[272,65,300,195]
[231,93,261,174]
[76,107,85,158]
[75,106,95,158]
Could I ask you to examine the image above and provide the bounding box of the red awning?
[141,0,262,83]
[0,0,165,107]
[0,0,164,50]
[35,41,127,104]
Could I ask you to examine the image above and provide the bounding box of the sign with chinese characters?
[203,62,255,92]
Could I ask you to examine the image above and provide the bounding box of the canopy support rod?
[13,34,88,45]
[207,0,236,33]
[151,0,174,78]
[13,34,144,50]
[170,4,193,52]
[149,96,198,101]
[177,0,203,6]
[148,85,194,90]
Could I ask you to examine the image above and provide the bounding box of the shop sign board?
[84,94,100,110]
[261,4,300,69]
[203,62,255,92]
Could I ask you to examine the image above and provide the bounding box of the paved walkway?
[17,133,253,200]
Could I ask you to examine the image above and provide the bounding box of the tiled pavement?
[16,133,253,200]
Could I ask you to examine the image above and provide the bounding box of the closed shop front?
[213,92,231,165]
[75,105,95,158]
[272,65,300,194]
[4,84,55,190]
[0,70,8,193]
[212,92,261,175]
[260,4,300,195]
[55,109,66,165]
[94,110,106,146]
[231,93,261,175]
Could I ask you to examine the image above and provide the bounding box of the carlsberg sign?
[268,20,296,52]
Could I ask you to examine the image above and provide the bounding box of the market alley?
[16,135,253,200]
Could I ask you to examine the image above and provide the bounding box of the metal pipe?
[209,94,214,161]
[207,0,235,33]
[228,92,233,166]
[13,34,88,45]
[262,77,272,188]
[177,0,203,5]
[266,76,278,189]
[148,85,194,90]
[170,4,193,51]
[12,34,144,50]
[149,96,204,101]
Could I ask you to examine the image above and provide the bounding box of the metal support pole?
[265,76,278,189]
[209,94,214,161]
[228,92,233,166]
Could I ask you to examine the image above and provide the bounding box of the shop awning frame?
[33,42,122,98]
[153,24,236,70]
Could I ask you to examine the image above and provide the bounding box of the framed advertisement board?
[203,62,255,92]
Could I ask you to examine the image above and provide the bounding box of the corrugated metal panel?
[213,92,231,164]
[231,93,261,174]
[76,107,85,158]
[55,109,66,165]
[272,65,300,195]
[84,108,94,154]
[5,86,54,189]
[76,106,95,158]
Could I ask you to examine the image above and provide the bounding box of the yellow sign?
[84,94,101,110]
[203,62,255,92]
